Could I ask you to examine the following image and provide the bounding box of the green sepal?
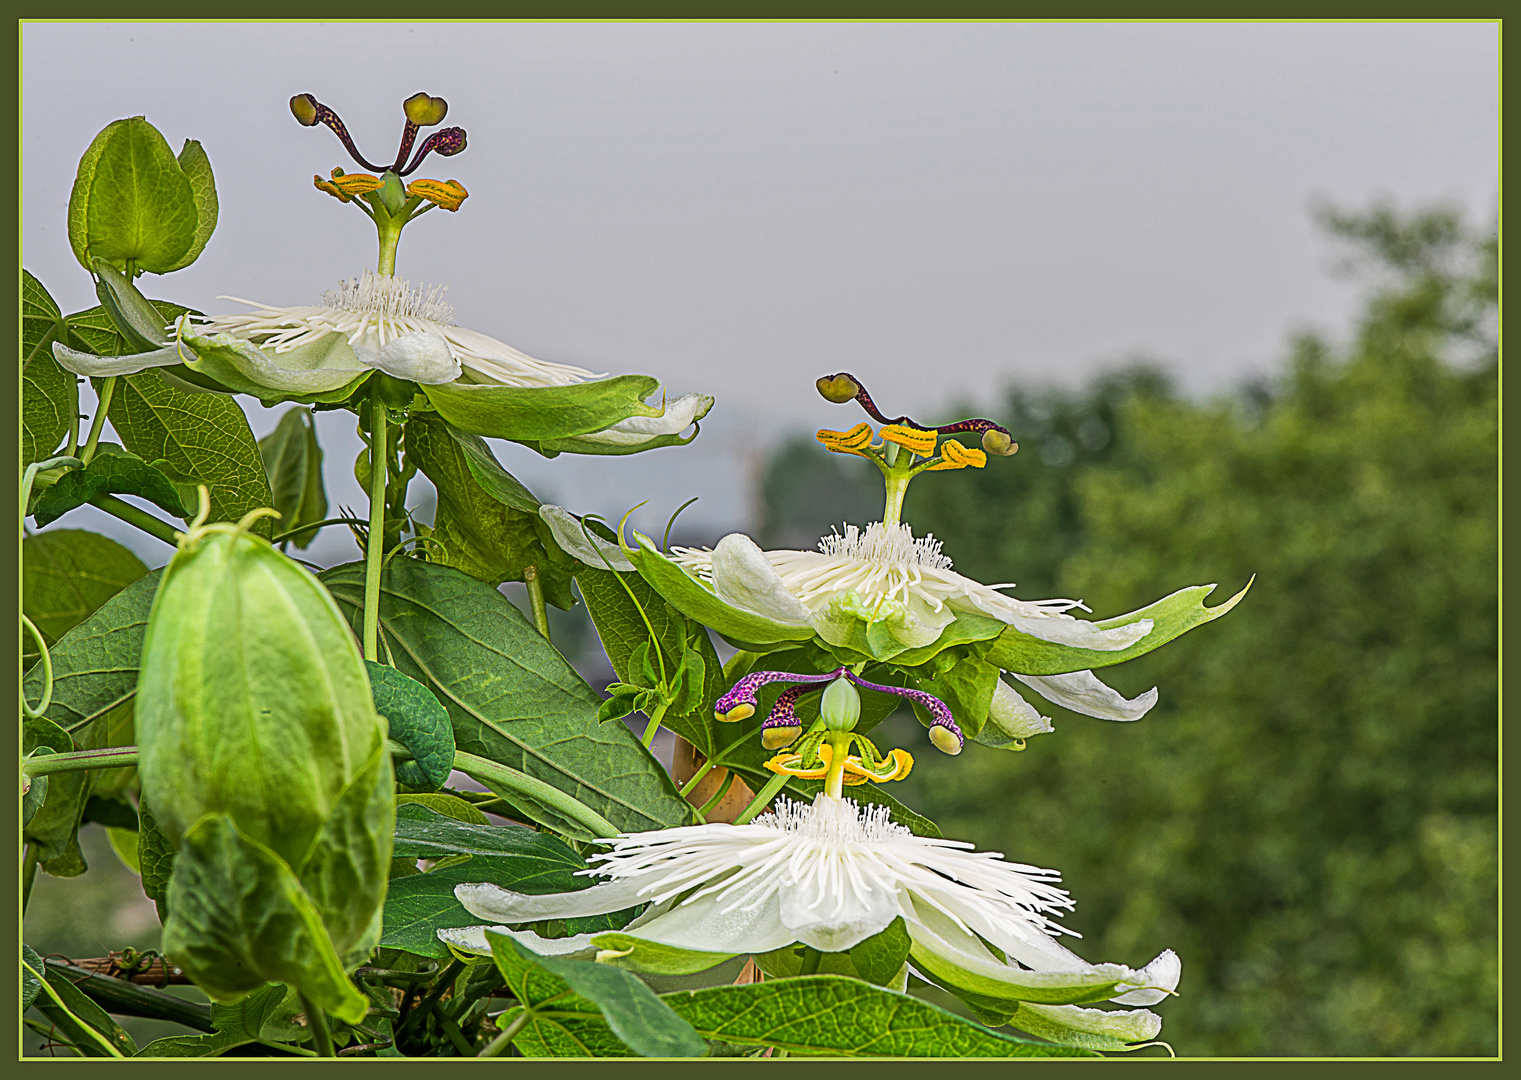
[258,407,328,550]
[985,578,1254,676]
[520,423,703,459]
[848,916,913,986]
[179,326,374,404]
[162,138,218,273]
[420,374,663,442]
[93,258,171,351]
[590,932,740,976]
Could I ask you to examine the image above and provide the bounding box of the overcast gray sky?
[22,21,1498,565]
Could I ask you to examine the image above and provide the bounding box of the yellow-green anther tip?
[817,375,860,404]
[982,429,1017,456]
[929,726,963,755]
[717,703,754,723]
[404,92,448,127]
[290,94,319,126]
[762,726,803,750]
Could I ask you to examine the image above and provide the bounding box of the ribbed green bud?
[820,676,861,733]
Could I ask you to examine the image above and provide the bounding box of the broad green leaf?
[293,744,395,966]
[162,813,369,1024]
[67,116,199,275]
[163,138,218,273]
[627,531,817,648]
[107,369,274,535]
[985,579,1254,676]
[320,559,699,836]
[849,915,913,987]
[107,826,141,873]
[440,421,541,512]
[366,661,454,790]
[661,976,1095,1057]
[41,965,138,1056]
[421,374,663,442]
[22,271,75,466]
[403,414,574,606]
[22,945,45,1012]
[391,803,587,865]
[576,565,725,756]
[134,983,291,1058]
[498,1006,637,1057]
[24,958,126,1057]
[395,793,489,825]
[30,444,191,527]
[22,717,90,871]
[22,529,148,664]
[258,407,327,549]
[137,796,175,922]
[488,932,707,1058]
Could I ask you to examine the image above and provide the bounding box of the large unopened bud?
[820,676,861,733]
[137,513,393,1022]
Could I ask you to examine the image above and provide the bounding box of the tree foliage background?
[760,203,1498,1056]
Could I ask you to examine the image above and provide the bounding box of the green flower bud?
[820,676,861,733]
[137,516,393,1020]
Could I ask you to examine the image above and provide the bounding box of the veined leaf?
[134,983,292,1058]
[22,530,148,664]
[30,444,191,527]
[258,407,327,549]
[366,661,454,790]
[22,271,76,466]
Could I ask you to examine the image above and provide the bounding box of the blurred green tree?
[763,202,1497,1056]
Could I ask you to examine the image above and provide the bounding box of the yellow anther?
[715,702,754,723]
[764,743,913,784]
[764,747,829,779]
[816,422,879,458]
[926,438,988,471]
[314,168,384,203]
[407,178,469,212]
[880,424,938,456]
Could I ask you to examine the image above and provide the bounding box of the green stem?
[678,758,718,798]
[641,702,668,750]
[395,959,464,1042]
[79,376,117,465]
[799,947,823,976]
[87,493,182,546]
[24,746,138,778]
[43,960,215,1032]
[363,394,388,662]
[452,750,621,839]
[479,1008,532,1058]
[271,517,355,545]
[523,565,550,640]
[22,844,40,912]
[696,770,737,816]
[732,718,828,825]
[299,993,335,1057]
[376,214,403,277]
[881,469,910,529]
[823,733,852,800]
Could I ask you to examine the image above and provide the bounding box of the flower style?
[439,794,1180,1050]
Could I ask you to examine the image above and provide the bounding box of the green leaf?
[107,825,141,873]
[22,945,45,1012]
[487,933,707,1058]
[320,559,699,837]
[985,578,1254,676]
[22,529,148,664]
[135,983,292,1057]
[30,444,191,527]
[40,964,139,1056]
[661,976,1096,1057]
[163,138,218,273]
[258,407,327,549]
[22,718,91,871]
[162,813,370,1025]
[576,565,725,756]
[367,661,455,790]
[403,414,574,605]
[22,271,76,466]
[627,531,817,648]
[137,796,175,922]
[67,116,199,275]
[496,1006,637,1057]
[849,916,913,986]
[421,374,663,442]
[23,757,51,827]
[391,803,585,865]
[905,655,1002,741]
[24,958,126,1057]
[395,793,489,825]
[106,369,275,535]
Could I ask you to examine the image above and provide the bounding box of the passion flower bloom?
[439,794,1179,1049]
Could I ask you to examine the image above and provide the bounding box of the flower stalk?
[363,392,388,662]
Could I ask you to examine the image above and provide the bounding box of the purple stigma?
[847,673,964,749]
[714,666,963,751]
[818,370,1013,445]
[714,667,845,714]
[762,685,809,732]
[401,127,467,176]
[295,95,388,173]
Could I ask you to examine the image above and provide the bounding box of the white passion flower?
[440,794,1180,1048]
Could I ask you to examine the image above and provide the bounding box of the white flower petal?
[356,329,461,385]
[436,924,599,959]
[1013,671,1158,722]
[710,533,812,625]
[454,878,650,923]
[778,870,901,952]
[573,393,714,447]
[539,505,635,572]
[1109,949,1181,1006]
[618,889,798,955]
[53,341,181,377]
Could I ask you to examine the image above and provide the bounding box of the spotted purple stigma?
[290,92,467,178]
